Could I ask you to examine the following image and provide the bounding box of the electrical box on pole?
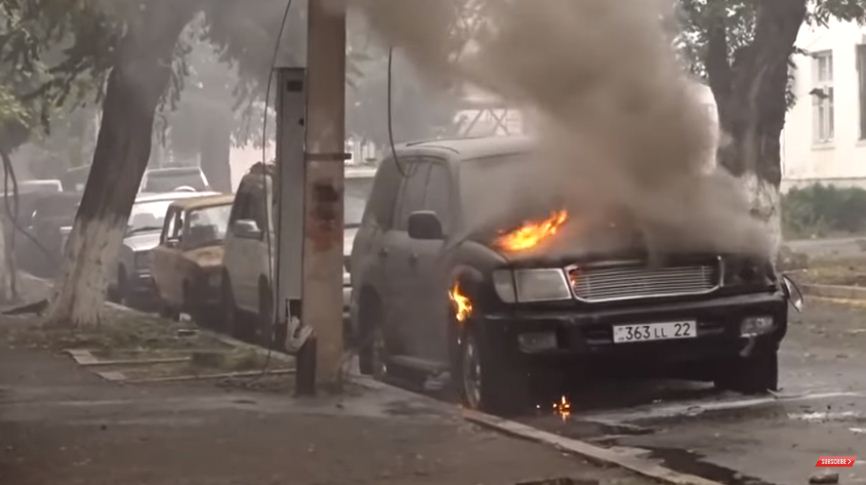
[274,67,307,352]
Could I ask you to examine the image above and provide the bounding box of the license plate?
[613,321,697,344]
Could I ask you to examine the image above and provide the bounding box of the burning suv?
[349,137,801,413]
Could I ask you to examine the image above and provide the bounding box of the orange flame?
[449,283,473,323]
[553,395,572,421]
[495,210,569,252]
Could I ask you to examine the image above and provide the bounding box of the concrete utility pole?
[301,0,347,389]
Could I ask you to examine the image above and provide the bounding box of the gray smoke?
[349,0,771,258]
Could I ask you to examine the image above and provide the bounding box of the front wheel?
[358,295,388,379]
[456,325,529,415]
[222,275,247,339]
[714,350,778,394]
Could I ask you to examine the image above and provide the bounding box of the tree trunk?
[708,0,807,257]
[200,114,232,193]
[46,1,199,327]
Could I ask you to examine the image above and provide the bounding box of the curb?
[463,410,723,485]
[350,374,723,485]
[802,284,866,301]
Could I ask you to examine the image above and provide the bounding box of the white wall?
[783,20,866,186]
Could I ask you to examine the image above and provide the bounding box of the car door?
[414,159,455,362]
[225,183,260,313]
[382,158,431,358]
[152,207,184,306]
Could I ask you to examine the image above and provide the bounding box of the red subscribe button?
[816,456,857,467]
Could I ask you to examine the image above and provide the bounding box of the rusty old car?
[151,194,234,325]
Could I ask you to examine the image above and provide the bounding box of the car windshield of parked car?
[460,154,546,228]
[128,199,174,235]
[345,177,374,228]
[185,204,231,248]
[143,171,207,193]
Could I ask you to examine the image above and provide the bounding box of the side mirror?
[233,219,262,240]
[408,211,443,240]
[782,275,804,313]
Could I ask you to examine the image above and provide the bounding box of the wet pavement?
[501,299,866,485]
[377,298,866,485]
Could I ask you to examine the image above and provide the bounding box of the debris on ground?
[809,471,840,484]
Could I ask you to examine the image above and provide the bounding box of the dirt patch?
[6,306,226,353]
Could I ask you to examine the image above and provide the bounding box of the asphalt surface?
[489,299,866,485]
[0,315,654,485]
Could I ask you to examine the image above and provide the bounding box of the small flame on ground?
[495,210,569,252]
[449,282,473,323]
[553,395,572,421]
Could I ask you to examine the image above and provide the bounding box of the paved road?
[506,300,866,485]
[379,299,866,485]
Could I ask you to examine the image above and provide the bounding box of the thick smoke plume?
[350,0,771,258]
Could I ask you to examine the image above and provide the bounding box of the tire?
[222,275,246,339]
[183,282,208,328]
[714,350,778,394]
[117,268,133,308]
[457,324,529,415]
[258,281,276,349]
[358,294,387,378]
[159,303,180,322]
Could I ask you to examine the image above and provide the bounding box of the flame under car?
[349,137,794,414]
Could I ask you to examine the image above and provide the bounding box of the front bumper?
[478,291,787,370]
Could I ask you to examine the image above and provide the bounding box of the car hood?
[344,227,359,257]
[184,245,224,268]
[123,231,161,252]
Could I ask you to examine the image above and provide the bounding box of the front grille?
[567,260,720,303]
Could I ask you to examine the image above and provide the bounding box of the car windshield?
[185,204,231,248]
[143,170,207,193]
[460,154,545,227]
[345,177,374,228]
[128,199,174,234]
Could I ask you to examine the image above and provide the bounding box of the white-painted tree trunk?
[740,172,782,261]
[46,217,125,326]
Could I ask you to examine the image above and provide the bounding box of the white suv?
[221,163,375,341]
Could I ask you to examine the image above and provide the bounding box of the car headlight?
[134,251,153,270]
[492,268,571,303]
[723,257,775,288]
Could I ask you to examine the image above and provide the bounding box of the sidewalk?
[0,317,651,485]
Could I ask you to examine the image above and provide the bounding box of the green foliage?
[782,184,866,238]
[0,84,28,126]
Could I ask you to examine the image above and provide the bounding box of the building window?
[812,51,834,144]
[858,45,866,139]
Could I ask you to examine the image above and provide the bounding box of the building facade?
[782,20,866,192]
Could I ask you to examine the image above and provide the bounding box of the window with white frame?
[813,51,834,143]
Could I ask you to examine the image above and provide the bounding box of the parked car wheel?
[456,324,529,415]
[183,281,208,328]
[159,302,180,322]
[358,293,387,378]
[714,350,778,394]
[222,274,246,339]
[117,267,132,307]
[258,281,277,349]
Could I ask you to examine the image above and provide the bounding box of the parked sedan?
[14,192,81,277]
[109,191,218,307]
[151,194,234,326]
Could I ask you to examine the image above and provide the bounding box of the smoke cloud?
[349,0,771,259]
